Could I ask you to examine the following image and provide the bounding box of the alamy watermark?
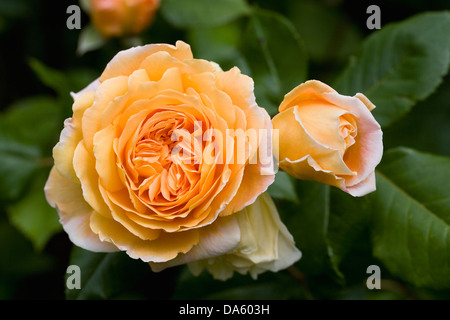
[66,264,81,290]
[168,121,278,176]
[67,4,381,31]
[66,5,81,30]
[367,5,381,30]
[366,264,381,289]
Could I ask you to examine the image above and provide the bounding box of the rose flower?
[272,80,383,197]
[45,41,301,279]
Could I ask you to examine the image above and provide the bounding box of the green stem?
[288,266,314,300]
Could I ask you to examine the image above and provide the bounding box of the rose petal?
[187,193,301,280]
[345,171,376,197]
[90,211,200,262]
[100,41,193,81]
[53,92,95,181]
[44,167,118,252]
[322,91,383,187]
[149,215,240,271]
[279,79,336,112]
[70,78,101,101]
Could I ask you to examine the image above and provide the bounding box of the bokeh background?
[0,0,449,299]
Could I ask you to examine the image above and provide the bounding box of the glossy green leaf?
[0,136,40,202]
[187,21,249,73]
[161,0,250,29]
[7,170,61,251]
[29,58,69,99]
[287,0,362,63]
[368,147,450,289]
[334,12,450,127]
[286,181,343,282]
[0,96,60,153]
[241,8,308,115]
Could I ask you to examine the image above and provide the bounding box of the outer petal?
[53,91,95,181]
[90,212,200,262]
[70,78,101,101]
[279,156,346,191]
[279,80,336,112]
[188,192,301,280]
[149,215,241,271]
[100,41,193,81]
[321,91,383,188]
[44,167,118,252]
[345,171,376,197]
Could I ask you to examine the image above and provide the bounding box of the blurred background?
[0,0,449,299]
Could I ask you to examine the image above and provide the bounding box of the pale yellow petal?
[188,193,301,280]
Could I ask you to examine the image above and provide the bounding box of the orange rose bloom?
[272,80,383,196]
[91,0,160,38]
[45,41,300,278]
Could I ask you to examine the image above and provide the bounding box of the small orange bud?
[90,0,160,38]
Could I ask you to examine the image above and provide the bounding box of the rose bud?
[90,0,160,38]
[272,80,383,197]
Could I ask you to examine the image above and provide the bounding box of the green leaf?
[368,147,450,289]
[327,189,371,267]
[0,136,41,202]
[286,0,362,63]
[268,170,298,203]
[161,0,250,29]
[29,58,69,99]
[334,12,450,127]
[76,24,106,56]
[0,96,60,153]
[66,246,167,300]
[327,188,377,286]
[286,181,343,283]
[240,8,308,115]
[7,170,61,251]
[187,21,249,73]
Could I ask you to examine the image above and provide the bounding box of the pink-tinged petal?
[149,215,240,272]
[44,167,118,252]
[322,91,383,187]
[345,171,377,197]
[100,41,193,81]
[70,78,101,101]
